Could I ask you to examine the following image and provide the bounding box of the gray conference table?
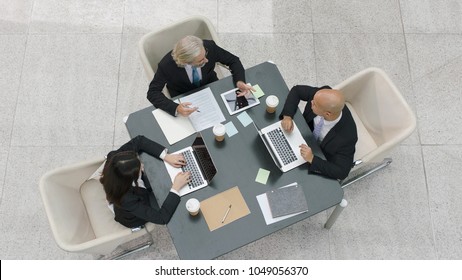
[125,61,343,259]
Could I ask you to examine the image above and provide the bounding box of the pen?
[221,204,232,223]
[178,98,200,112]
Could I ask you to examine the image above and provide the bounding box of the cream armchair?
[334,67,417,187]
[138,15,228,98]
[39,157,155,259]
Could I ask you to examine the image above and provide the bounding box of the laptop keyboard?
[181,150,205,189]
[267,127,298,165]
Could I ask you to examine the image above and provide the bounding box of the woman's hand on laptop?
[172,171,191,192]
[281,116,294,133]
[164,153,186,168]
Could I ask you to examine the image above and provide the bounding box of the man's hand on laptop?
[281,115,294,133]
[299,144,314,163]
[164,153,186,168]
[172,171,191,192]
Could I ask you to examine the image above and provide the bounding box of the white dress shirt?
[313,111,342,142]
[184,64,203,83]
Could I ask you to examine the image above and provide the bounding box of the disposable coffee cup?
[186,198,200,216]
[213,123,226,142]
[266,95,279,113]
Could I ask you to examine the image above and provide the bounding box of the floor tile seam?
[216,0,219,32]
[398,143,422,147]
[111,0,128,147]
[0,0,37,204]
[0,149,8,206]
[6,36,29,148]
[12,31,450,36]
[404,32,462,35]
[27,27,124,34]
[309,0,318,85]
[7,0,37,145]
[397,0,415,82]
[396,2,424,146]
[8,145,113,148]
[0,32,31,35]
[219,32,416,35]
[217,31,313,35]
[420,144,462,147]
[5,5,36,198]
[312,32,405,35]
[410,53,462,83]
[24,32,124,36]
[419,145,440,259]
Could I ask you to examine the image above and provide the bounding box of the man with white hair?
[147,35,254,117]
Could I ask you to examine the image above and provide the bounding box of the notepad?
[266,183,308,218]
[200,186,250,231]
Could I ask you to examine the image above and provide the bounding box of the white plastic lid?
[213,123,226,136]
[186,198,200,211]
[266,95,279,106]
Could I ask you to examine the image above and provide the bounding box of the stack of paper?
[152,87,226,145]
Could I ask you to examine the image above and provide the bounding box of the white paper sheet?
[177,87,226,131]
[152,109,196,145]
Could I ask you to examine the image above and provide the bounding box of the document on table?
[177,87,225,132]
[152,87,225,145]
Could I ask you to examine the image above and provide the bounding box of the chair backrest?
[333,67,416,163]
[138,15,221,82]
[39,157,154,255]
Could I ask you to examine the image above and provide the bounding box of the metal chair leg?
[340,158,393,188]
[324,199,348,229]
[98,227,154,260]
[112,242,152,260]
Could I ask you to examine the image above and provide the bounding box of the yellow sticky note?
[255,168,270,185]
[252,84,265,99]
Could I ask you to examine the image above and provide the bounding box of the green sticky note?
[252,84,265,99]
[255,168,270,185]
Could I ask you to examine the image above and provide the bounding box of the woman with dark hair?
[100,135,190,228]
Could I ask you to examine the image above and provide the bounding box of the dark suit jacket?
[280,85,358,180]
[147,40,246,116]
[106,135,180,228]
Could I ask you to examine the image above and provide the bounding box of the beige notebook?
[200,186,250,231]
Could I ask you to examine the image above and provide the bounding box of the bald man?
[279,85,357,180]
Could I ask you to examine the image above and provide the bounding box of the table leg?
[324,199,348,229]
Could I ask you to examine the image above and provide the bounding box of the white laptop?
[164,133,217,196]
[253,120,308,172]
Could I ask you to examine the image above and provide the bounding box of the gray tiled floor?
[1,0,461,260]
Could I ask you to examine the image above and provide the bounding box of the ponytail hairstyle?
[100,151,141,207]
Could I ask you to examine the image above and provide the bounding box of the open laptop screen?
[191,134,217,183]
